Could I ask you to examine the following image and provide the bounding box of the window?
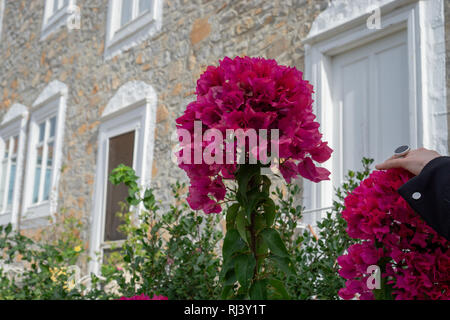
[89,81,157,274]
[120,0,152,27]
[0,136,19,212]
[0,104,28,227]
[41,0,76,40]
[104,0,163,60]
[31,116,57,205]
[22,81,67,228]
[302,0,448,227]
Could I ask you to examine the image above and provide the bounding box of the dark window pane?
[104,131,135,242]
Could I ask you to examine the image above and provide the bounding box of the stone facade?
[0,0,448,264]
[0,0,329,242]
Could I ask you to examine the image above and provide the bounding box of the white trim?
[21,81,68,229]
[104,0,163,60]
[0,104,29,228]
[40,0,77,41]
[0,0,5,42]
[303,0,448,218]
[89,81,157,274]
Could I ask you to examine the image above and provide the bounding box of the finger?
[375,154,397,168]
[375,158,406,170]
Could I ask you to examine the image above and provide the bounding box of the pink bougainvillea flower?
[338,168,450,300]
[176,56,332,214]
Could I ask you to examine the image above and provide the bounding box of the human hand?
[375,147,441,176]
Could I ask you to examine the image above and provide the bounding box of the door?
[331,30,410,185]
[104,130,135,242]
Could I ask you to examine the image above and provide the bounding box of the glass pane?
[52,0,59,13]
[120,0,133,27]
[12,136,18,155]
[63,0,70,7]
[39,122,46,143]
[43,142,54,201]
[7,157,16,208]
[49,116,57,138]
[4,139,9,159]
[0,161,7,210]
[139,0,152,14]
[32,147,43,204]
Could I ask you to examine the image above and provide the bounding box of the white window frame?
[41,0,77,41]
[104,0,163,60]
[89,81,157,274]
[0,0,5,42]
[0,104,28,228]
[21,81,68,229]
[302,0,448,225]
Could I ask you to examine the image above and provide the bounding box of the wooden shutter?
[104,131,135,242]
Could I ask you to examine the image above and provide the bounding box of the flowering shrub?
[176,56,332,214]
[95,165,222,300]
[119,294,168,300]
[278,158,372,300]
[338,168,450,300]
[176,56,332,299]
[0,219,86,300]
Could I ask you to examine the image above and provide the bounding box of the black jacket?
[398,156,450,241]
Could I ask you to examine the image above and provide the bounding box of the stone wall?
[0,0,330,243]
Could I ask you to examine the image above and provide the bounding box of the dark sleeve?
[397,156,450,241]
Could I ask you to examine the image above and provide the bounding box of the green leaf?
[263,199,276,226]
[4,223,12,235]
[236,209,248,244]
[268,278,290,300]
[234,254,256,289]
[256,235,268,257]
[222,229,245,261]
[224,269,237,286]
[220,254,237,279]
[260,228,289,258]
[235,164,260,203]
[221,285,233,299]
[246,191,267,217]
[269,255,296,277]
[249,279,268,300]
[254,215,266,234]
[226,203,240,230]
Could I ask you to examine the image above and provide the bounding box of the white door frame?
[302,0,448,218]
[88,81,157,274]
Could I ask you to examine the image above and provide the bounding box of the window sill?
[40,5,73,41]
[21,201,53,229]
[104,10,161,61]
[0,212,12,226]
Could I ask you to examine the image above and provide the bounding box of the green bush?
[0,159,373,300]
[91,164,223,300]
[275,158,372,299]
[0,221,85,300]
